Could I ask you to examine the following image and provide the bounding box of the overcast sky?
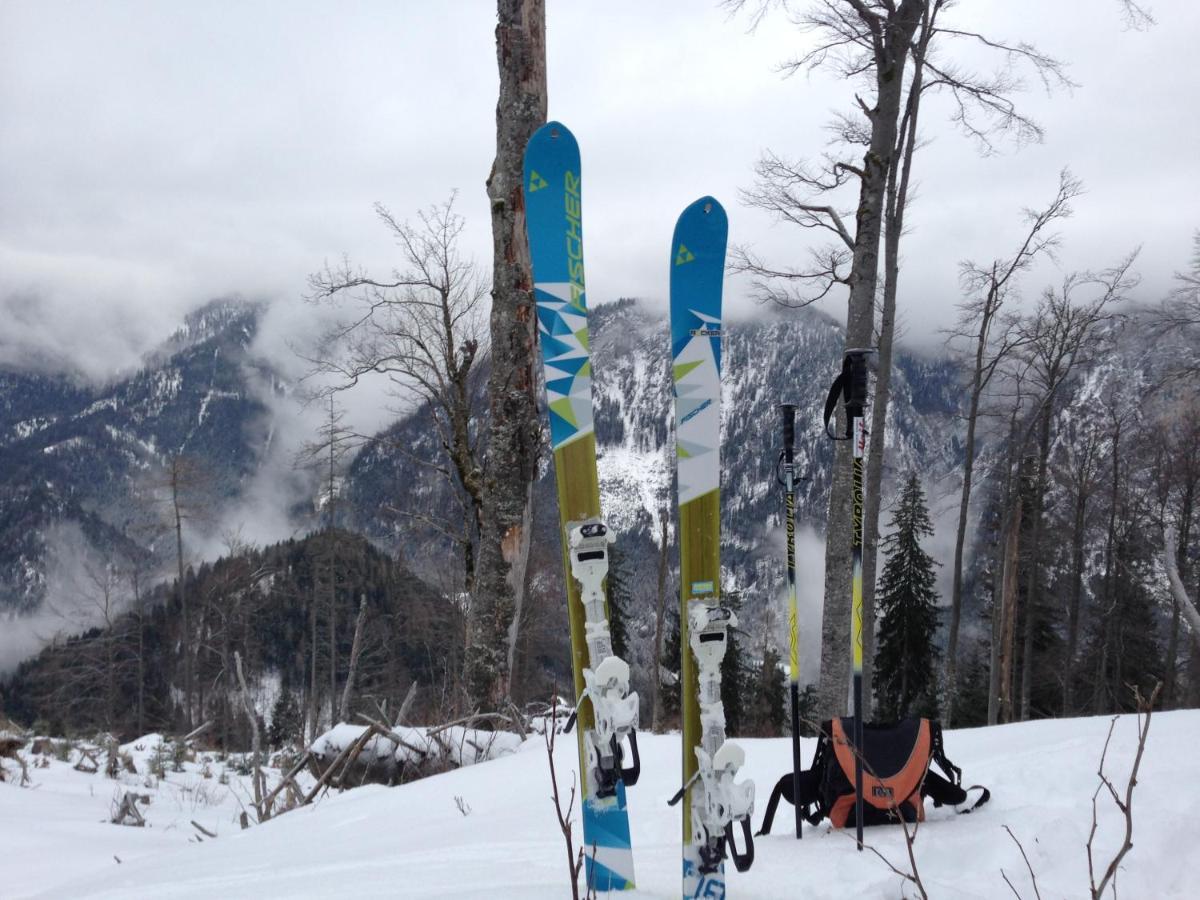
[1,0,1197,398]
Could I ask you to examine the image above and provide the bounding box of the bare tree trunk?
[947,312,990,724]
[339,593,369,724]
[234,651,265,822]
[1094,425,1122,714]
[997,490,1022,725]
[818,2,923,720]
[1164,481,1194,706]
[328,541,337,725]
[651,514,669,732]
[465,0,547,709]
[1019,407,1054,720]
[860,3,931,715]
[308,588,320,742]
[1063,488,1089,714]
[171,459,192,731]
[1166,525,1200,648]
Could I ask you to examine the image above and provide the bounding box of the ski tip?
[679,195,726,223]
[529,119,577,147]
[673,195,728,242]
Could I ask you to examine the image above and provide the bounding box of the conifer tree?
[605,543,633,662]
[720,590,749,736]
[659,607,682,725]
[874,473,942,720]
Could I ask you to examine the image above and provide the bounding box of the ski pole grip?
[780,403,796,452]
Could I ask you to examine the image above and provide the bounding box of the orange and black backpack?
[757,717,990,835]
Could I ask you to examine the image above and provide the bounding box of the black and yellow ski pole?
[780,403,803,840]
[823,348,875,852]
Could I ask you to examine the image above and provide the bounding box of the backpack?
[757,717,990,835]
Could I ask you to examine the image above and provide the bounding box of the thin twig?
[1003,825,1043,900]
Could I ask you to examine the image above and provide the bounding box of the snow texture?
[3,711,1198,898]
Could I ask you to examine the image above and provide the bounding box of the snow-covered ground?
[3,711,1197,898]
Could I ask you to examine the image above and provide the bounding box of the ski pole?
[846,350,872,853]
[780,402,803,840]
[822,348,875,852]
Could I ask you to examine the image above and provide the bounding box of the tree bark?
[465,0,547,709]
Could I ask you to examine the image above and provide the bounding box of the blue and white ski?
[669,196,755,898]
[523,120,639,893]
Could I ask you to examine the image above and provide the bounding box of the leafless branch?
[544,696,584,900]
[1087,682,1162,899]
[1001,825,1043,900]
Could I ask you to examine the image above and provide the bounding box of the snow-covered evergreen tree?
[874,473,942,720]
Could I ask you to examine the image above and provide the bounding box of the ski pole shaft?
[851,409,866,852]
[781,403,803,840]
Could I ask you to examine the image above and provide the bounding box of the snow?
[4,711,1199,898]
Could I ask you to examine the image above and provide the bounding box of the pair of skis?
[524,122,754,898]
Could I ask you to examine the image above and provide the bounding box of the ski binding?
[568,519,641,797]
[681,601,756,874]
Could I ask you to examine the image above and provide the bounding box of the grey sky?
[1,0,1197,395]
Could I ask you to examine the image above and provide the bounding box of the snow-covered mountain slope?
[8,711,1196,898]
[0,299,277,618]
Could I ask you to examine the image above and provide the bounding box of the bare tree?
[1154,231,1200,380]
[1160,407,1200,704]
[1054,411,1106,714]
[942,170,1081,723]
[1165,525,1200,652]
[650,513,671,732]
[465,0,547,709]
[725,0,1073,717]
[339,592,371,723]
[1013,258,1136,719]
[307,194,488,591]
[159,454,213,730]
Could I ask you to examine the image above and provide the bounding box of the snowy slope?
[5,711,1198,899]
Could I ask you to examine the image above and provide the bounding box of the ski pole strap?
[823,369,848,440]
[667,769,701,807]
[958,785,991,814]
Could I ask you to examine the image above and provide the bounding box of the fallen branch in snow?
[183,720,214,745]
[191,819,217,839]
[111,793,146,827]
[260,751,313,817]
[544,696,585,900]
[74,747,100,774]
[1087,682,1161,899]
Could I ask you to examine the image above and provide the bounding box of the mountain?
[344,298,964,686]
[0,299,276,617]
